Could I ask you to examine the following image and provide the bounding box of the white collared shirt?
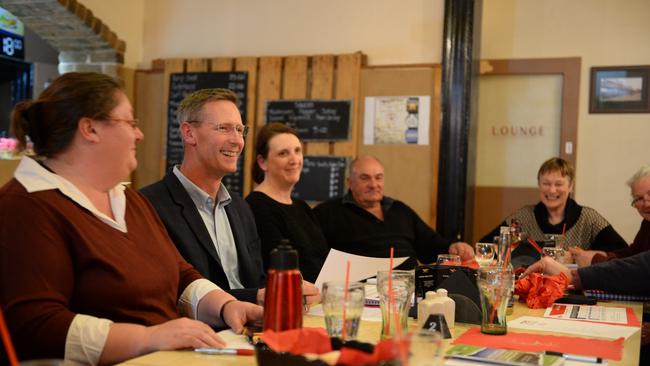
[13,156,220,365]
[173,166,244,289]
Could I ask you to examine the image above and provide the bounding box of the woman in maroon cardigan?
[571,166,650,266]
[0,72,262,364]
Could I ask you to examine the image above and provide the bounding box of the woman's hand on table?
[144,317,226,350]
[523,256,573,282]
[449,242,475,260]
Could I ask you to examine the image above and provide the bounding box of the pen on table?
[545,351,602,364]
[194,348,255,356]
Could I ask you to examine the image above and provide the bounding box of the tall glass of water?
[377,270,415,339]
[322,281,365,340]
[475,243,497,267]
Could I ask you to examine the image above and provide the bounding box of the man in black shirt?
[314,156,474,269]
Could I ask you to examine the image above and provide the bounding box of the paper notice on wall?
[364,96,430,145]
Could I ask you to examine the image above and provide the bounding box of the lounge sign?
[0,7,24,60]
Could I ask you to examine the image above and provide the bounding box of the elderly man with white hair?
[570,165,650,266]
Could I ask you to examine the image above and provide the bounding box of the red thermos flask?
[263,240,303,331]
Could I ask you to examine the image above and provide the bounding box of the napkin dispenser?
[415,264,481,324]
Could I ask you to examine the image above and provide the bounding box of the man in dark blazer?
[141,170,265,304]
[142,88,319,306]
[141,88,265,304]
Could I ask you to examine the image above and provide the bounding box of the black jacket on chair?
[141,171,265,304]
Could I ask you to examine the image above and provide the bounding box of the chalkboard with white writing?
[266,100,351,140]
[166,72,247,196]
[291,156,349,202]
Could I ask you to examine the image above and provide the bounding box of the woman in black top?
[245,123,329,282]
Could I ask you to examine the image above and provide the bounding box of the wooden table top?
[119,301,642,365]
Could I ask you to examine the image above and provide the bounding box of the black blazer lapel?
[163,173,224,269]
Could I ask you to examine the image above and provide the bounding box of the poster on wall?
[363,96,430,145]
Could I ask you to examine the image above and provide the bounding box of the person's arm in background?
[589,224,628,252]
[572,216,634,266]
[590,220,650,264]
[526,251,650,296]
[577,250,650,295]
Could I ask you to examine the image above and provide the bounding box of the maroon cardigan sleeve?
[0,184,76,359]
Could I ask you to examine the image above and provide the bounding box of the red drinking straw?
[342,260,351,340]
[0,308,19,366]
[527,238,546,256]
[562,223,566,247]
[383,247,395,336]
[489,244,512,323]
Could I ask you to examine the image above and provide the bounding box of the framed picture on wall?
[589,65,650,113]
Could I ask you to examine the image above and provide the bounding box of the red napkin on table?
[260,327,332,354]
[453,327,624,361]
[515,272,568,308]
[260,327,410,366]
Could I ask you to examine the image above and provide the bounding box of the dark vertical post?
[436,0,482,241]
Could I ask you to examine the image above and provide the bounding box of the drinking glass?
[475,243,497,267]
[542,246,565,261]
[436,254,461,266]
[477,266,514,335]
[409,330,443,366]
[377,270,414,339]
[321,281,365,340]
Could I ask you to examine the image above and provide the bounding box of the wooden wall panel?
[133,71,164,189]
[211,58,233,72]
[117,67,136,103]
[431,66,442,227]
[186,58,208,72]
[153,58,184,178]
[333,53,364,157]
[358,66,438,227]
[142,53,364,195]
[308,55,335,155]
[236,57,259,195]
[282,56,308,98]
[472,187,539,243]
[256,57,283,129]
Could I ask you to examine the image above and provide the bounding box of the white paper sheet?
[217,329,254,350]
[543,304,628,325]
[508,316,639,340]
[314,249,409,289]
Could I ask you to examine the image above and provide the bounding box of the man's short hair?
[177,88,238,124]
[349,156,383,177]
